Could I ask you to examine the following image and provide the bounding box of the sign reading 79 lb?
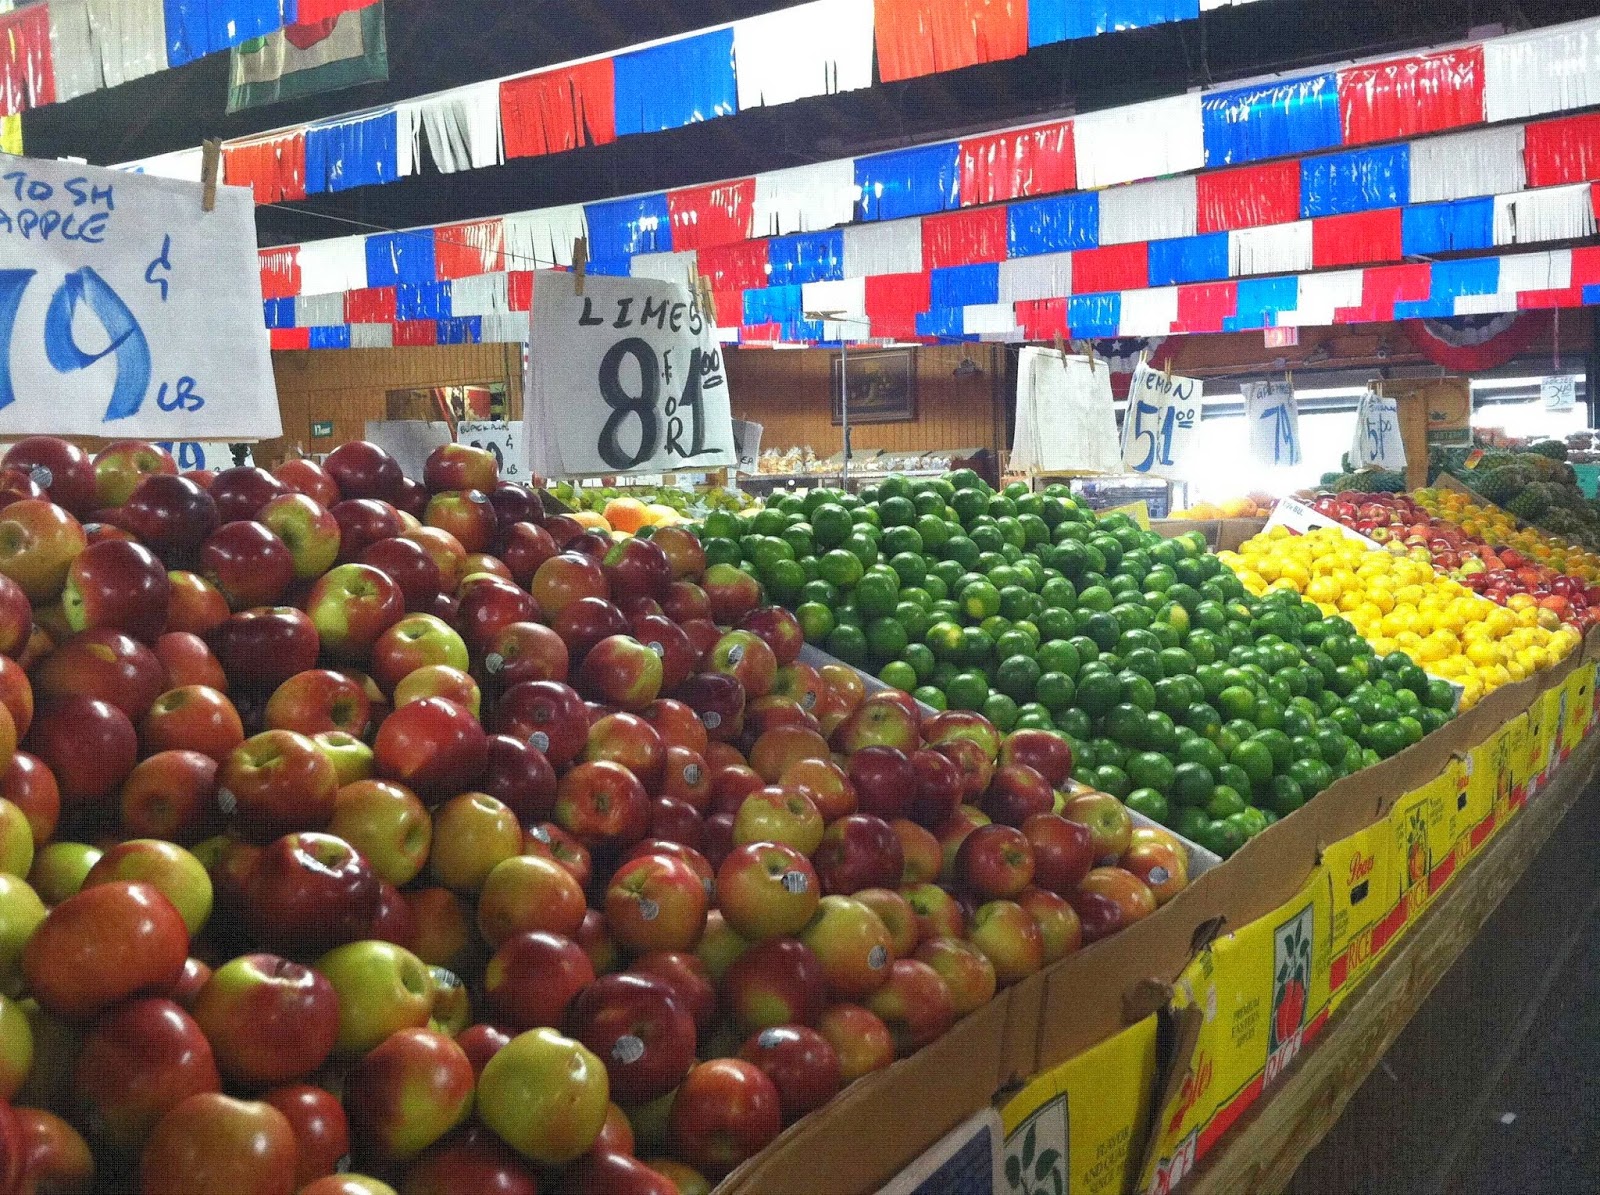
[525,273,735,479]
[1122,360,1202,478]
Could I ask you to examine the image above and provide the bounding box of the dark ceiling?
[20,0,1600,248]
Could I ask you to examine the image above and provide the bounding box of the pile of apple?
[1310,490,1598,627]
[0,434,1186,1195]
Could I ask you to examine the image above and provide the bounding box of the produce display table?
[1181,725,1600,1195]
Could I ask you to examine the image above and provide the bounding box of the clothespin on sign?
[572,237,588,297]
[200,139,222,212]
[1087,342,1098,374]
[1163,354,1175,385]
[1052,332,1065,359]
[688,267,716,324]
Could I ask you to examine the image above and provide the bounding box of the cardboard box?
[1138,871,1332,1193]
[1000,1016,1159,1195]
[1558,661,1597,762]
[1386,767,1459,931]
[1322,819,1402,1013]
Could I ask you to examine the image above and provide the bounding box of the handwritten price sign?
[1242,379,1301,468]
[0,157,280,439]
[525,273,735,479]
[1122,361,1202,478]
[1350,390,1406,471]
[457,420,524,480]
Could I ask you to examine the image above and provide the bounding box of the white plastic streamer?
[997,253,1073,303]
[630,249,701,284]
[295,293,346,328]
[85,0,167,88]
[1097,176,1198,245]
[963,304,1020,336]
[841,219,925,277]
[1279,270,1364,326]
[1072,93,1205,190]
[414,81,504,174]
[733,0,875,109]
[297,236,371,295]
[481,312,531,342]
[1117,287,1180,336]
[1228,221,1314,277]
[1492,184,1596,245]
[1483,16,1600,123]
[450,272,512,317]
[503,206,589,269]
[751,160,860,236]
[1407,124,1527,203]
[117,146,205,182]
[800,278,867,319]
[1495,248,1571,293]
[349,323,395,349]
[46,0,100,102]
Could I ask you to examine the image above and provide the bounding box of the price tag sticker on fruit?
[0,156,281,438]
[1350,389,1406,471]
[457,420,525,480]
[525,273,736,479]
[1122,360,1202,478]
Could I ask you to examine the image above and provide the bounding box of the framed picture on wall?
[831,349,916,425]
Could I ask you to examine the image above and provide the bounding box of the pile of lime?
[691,472,1455,856]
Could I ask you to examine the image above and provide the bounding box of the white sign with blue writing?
[153,441,253,472]
[525,273,735,480]
[457,420,526,481]
[1122,360,1202,479]
[1242,378,1300,468]
[0,157,280,439]
[1350,388,1406,471]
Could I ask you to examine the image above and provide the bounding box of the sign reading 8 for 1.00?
[0,157,281,439]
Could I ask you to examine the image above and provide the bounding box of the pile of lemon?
[1221,526,1579,709]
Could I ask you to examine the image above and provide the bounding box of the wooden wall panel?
[725,345,1003,457]
[263,344,524,464]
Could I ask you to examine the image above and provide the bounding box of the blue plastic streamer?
[929,263,1000,309]
[305,112,401,194]
[583,194,675,259]
[1400,198,1494,256]
[1224,276,1299,331]
[779,318,825,342]
[1007,193,1099,258]
[1147,232,1229,286]
[1068,293,1121,338]
[262,298,295,329]
[915,309,969,339]
[1394,258,1499,320]
[1300,145,1410,219]
[437,317,482,345]
[366,231,437,289]
[1201,73,1342,167]
[397,282,453,322]
[856,143,963,222]
[587,257,633,277]
[743,285,804,327]
[1030,0,1197,47]
[613,28,738,136]
[1586,285,1600,307]
[767,231,845,287]
[166,0,290,67]
[309,325,351,350]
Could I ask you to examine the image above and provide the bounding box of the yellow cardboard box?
[1140,872,1331,1193]
[1387,768,1459,937]
[1323,819,1403,1014]
[1497,712,1532,816]
[1558,662,1597,763]
[1447,749,1493,864]
[1001,1016,1158,1195]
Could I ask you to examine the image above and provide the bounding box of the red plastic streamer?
[1071,244,1148,294]
[0,4,54,116]
[1015,298,1067,340]
[1524,113,1600,188]
[507,272,535,312]
[1173,283,1237,334]
[296,0,380,21]
[1518,287,1585,309]
[1571,247,1600,287]
[224,134,308,205]
[344,287,398,324]
[1196,161,1301,233]
[959,121,1076,205]
[501,60,617,158]
[698,240,770,293]
[1311,209,1402,269]
[394,321,438,347]
[865,271,933,338]
[434,219,507,279]
[1337,47,1484,146]
[258,248,302,301]
[711,290,744,327]
[922,207,1009,269]
[271,328,312,350]
[1336,264,1429,323]
[874,0,1028,83]
[667,180,757,252]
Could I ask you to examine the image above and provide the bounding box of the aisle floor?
[1290,780,1600,1195]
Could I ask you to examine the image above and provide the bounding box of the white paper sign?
[365,420,453,480]
[732,418,763,474]
[1350,389,1406,471]
[1542,374,1577,410]
[153,441,253,472]
[1012,347,1121,473]
[1122,360,1203,478]
[457,419,526,481]
[0,157,280,438]
[525,273,736,479]
[1242,379,1301,468]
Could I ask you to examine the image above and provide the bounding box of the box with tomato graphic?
[1447,749,1495,864]
[1000,1015,1158,1195]
[1557,661,1596,762]
[1386,769,1459,932]
[1322,819,1403,1014]
[1492,712,1532,819]
[1138,872,1331,1195]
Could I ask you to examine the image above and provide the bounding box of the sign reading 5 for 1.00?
[0,157,281,440]
[1122,360,1203,478]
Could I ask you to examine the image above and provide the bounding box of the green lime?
[1267,774,1305,816]
[1036,671,1076,713]
[1075,671,1122,717]
[795,602,834,642]
[947,672,990,711]
[879,660,917,691]
[1217,685,1256,720]
[995,655,1041,701]
[866,617,910,662]
[825,624,868,666]
[925,620,965,661]
[855,573,899,619]
[982,692,1020,731]
[1230,740,1275,786]
[1126,788,1170,824]
[1055,707,1092,740]
[811,504,852,548]
[818,549,863,589]
[1127,751,1176,793]
[1171,762,1215,806]
[1094,765,1133,798]
[902,642,936,683]
[1102,703,1147,746]
[914,685,948,711]
[1206,785,1247,819]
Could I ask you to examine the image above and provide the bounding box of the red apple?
[483,931,594,1032]
[331,499,403,564]
[0,751,57,845]
[1060,791,1134,863]
[661,579,711,624]
[256,493,341,581]
[569,972,696,1104]
[530,553,607,622]
[261,1083,349,1187]
[497,523,558,588]
[523,821,594,889]
[476,1027,610,1163]
[200,521,294,611]
[22,880,189,1020]
[814,1003,895,1083]
[1017,886,1082,963]
[799,894,893,997]
[423,490,497,555]
[924,710,1003,762]
[845,745,915,820]
[902,882,967,944]
[398,1125,537,1194]
[192,954,339,1087]
[272,457,340,506]
[779,757,856,822]
[345,1027,474,1161]
[244,832,379,955]
[428,792,522,893]
[122,476,219,560]
[699,564,762,627]
[852,887,918,960]
[1021,812,1095,896]
[715,842,818,941]
[914,936,997,1016]
[28,696,137,806]
[967,898,1045,985]
[675,672,746,743]
[602,538,672,607]
[314,940,434,1057]
[833,695,919,756]
[814,813,903,896]
[983,763,1055,827]
[154,630,229,690]
[892,818,942,885]
[13,1106,93,1194]
[578,635,664,711]
[139,1092,297,1195]
[72,995,219,1150]
[553,760,650,850]
[493,680,589,766]
[4,439,96,515]
[112,757,215,855]
[83,838,211,936]
[956,823,1034,899]
[306,564,405,662]
[862,958,956,1055]
[999,729,1074,787]
[209,607,320,693]
[931,737,994,801]
[605,852,709,953]
[479,621,568,692]
[34,627,164,719]
[325,442,403,502]
[371,614,471,696]
[669,1058,781,1176]
[1070,866,1157,942]
[218,729,340,839]
[61,538,170,641]
[373,697,487,798]
[209,467,288,524]
[476,855,587,948]
[1121,827,1190,905]
[265,669,371,738]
